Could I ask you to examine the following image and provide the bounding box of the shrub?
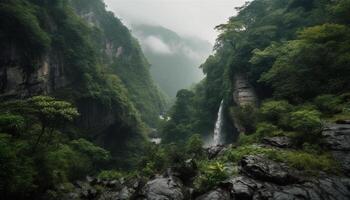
[260,100,293,124]
[314,94,343,114]
[238,123,284,145]
[98,170,123,180]
[231,105,258,134]
[194,160,229,191]
[186,134,204,157]
[223,145,337,174]
[290,109,322,132]
[0,114,25,135]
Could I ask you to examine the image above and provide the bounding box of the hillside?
[0,0,166,198]
[132,24,212,97]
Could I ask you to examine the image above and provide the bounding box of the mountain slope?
[0,0,165,162]
[132,24,212,97]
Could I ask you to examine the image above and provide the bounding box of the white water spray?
[212,100,224,146]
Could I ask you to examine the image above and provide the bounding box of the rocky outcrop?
[139,176,186,200]
[322,123,350,175]
[240,155,302,185]
[232,74,257,107]
[262,137,293,148]
[219,155,350,200]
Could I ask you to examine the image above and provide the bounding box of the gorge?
[1,0,350,200]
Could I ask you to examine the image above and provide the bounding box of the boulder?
[221,176,262,200]
[206,145,226,159]
[262,137,293,148]
[140,175,186,200]
[195,188,231,200]
[240,155,301,185]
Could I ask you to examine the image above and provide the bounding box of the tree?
[27,96,79,150]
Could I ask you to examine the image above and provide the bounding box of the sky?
[104,0,247,44]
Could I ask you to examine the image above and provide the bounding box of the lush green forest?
[1,0,350,199]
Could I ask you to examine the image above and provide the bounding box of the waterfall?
[212,100,224,146]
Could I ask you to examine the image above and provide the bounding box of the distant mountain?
[132,24,212,97]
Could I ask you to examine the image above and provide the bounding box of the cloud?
[141,36,173,54]
[104,0,247,43]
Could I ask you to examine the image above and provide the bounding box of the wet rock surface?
[262,136,293,148]
[205,144,227,159]
[240,155,301,185]
[322,123,350,175]
[195,188,231,200]
[139,176,186,200]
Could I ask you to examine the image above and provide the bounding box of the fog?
[104,0,247,44]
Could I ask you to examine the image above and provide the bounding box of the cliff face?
[71,0,167,127]
[0,0,164,160]
[232,74,257,107]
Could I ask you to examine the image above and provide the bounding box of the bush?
[223,145,337,174]
[231,105,258,134]
[238,123,284,145]
[0,134,37,198]
[194,160,229,191]
[289,109,322,133]
[186,134,204,157]
[98,170,123,180]
[0,114,25,135]
[314,94,343,114]
[260,100,293,124]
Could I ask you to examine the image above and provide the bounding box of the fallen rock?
[240,155,301,185]
[262,137,293,148]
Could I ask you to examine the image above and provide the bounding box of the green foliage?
[0,0,51,69]
[260,100,293,124]
[231,105,258,134]
[238,123,285,145]
[28,96,79,123]
[97,170,123,180]
[0,114,25,135]
[185,134,204,157]
[194,160,229,191]
[260,24,350,101]
[223,145,338,173]
[289,110,322,133]
[314,94,344,114]
[0,134,37,198]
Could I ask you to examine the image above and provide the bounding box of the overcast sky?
[104,0,247,44]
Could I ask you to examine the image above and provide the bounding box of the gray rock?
[206,145,226,159]
[262,137,293,148]
[222,176,261,199]
[240,155,301,185]
[322,124,350,151]
[322,123,350,174]
[195,188,231,200]
[141,176,185,200]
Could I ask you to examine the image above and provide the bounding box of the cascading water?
[212,100,224,146]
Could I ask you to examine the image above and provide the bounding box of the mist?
[104,0,247,43]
